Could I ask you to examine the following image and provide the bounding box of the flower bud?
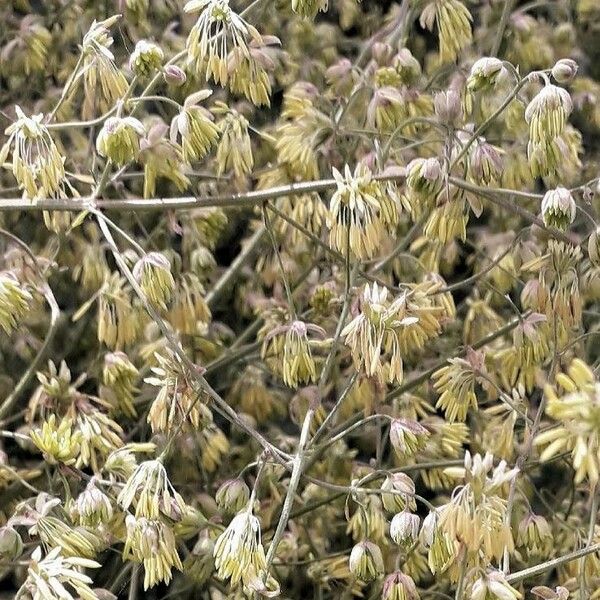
[371,42,394,66]
[393,48,421,85]
[531,586,569,600]
[469,140,503,185]
[551,58,578,84]
[517,513,552,556]
[389,417,430,457]
[348,540,384,582]
[406,157,444,197]
[588,228,600,267]
[0,525,23,560]
[381,473,416,513]
[163,65,187,86]
[129,40,164,77]
[390,511,420,548]
[215,478,250,514]
[434,89,462,126]
[325,58,355,96]
[467,57,505,92]
[72,479,113,527]
[382,571,419,600]
[541,187,576,230]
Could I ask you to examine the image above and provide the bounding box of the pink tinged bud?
[163,65,187,86]
[371,42,394,66]
[434,89,462,125]
[551,58,578,84]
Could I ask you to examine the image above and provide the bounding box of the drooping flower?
[327,164,399,260]
[118,459,186,520]
[213,507,277,593]
[0,271,33,334]
[170,90,220,163]
[525,84,573,175]
[262,320,325,388]
[132,252,175,309]
[96,116,145,166]
[348,540,384,582]
[342,283,419,383]
[123,515,183,589]
[81,16,128,118]
[184,0,262,85]
[1,106,66,198]
[419,0,473,63]
[541,187,576,230]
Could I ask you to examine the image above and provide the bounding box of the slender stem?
[506,543,600,584]
[263,204,297,318]
[579,484,599,596]
[265,229,355,571]
[47,52,84,123]
[0,173,405,212]
[265,403,314,569]
[0,284,61,422]
[310,371,359,444]
[128,564,139,600]
[491,0,516,57]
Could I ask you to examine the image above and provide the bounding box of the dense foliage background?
[1,0,600,598]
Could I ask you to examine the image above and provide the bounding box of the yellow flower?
[102,351,139,418]
[0,271,32,334]
[170,90,219,163]
[81,16,128,118]
[535,358,600,484]
[96,116,145,166]
[419,0,472,63]
[132,252,175,310]
[123,515,183,589]
[30,415,81,466]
